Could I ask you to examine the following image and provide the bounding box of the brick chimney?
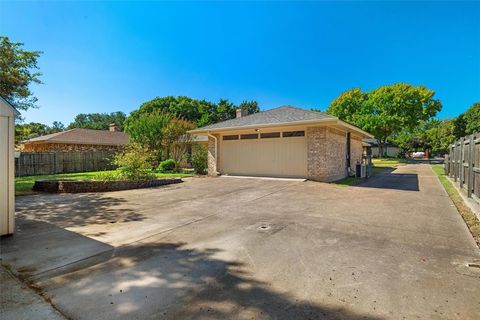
[109,123,120,132]
[236,109,248,118]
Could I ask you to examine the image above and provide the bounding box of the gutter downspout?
[207,132,219,175]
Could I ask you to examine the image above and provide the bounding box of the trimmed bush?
[191,144,208,175]
[114,143,156,180]
[158,159,176,173]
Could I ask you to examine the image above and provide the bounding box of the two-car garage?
[219,129,308,178]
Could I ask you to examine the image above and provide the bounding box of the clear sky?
[1,1,479,125]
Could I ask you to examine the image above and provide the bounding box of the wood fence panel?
[446,132,480,205]
[15,150,117,177]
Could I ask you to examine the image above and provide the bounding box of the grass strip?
[431,164,480,247]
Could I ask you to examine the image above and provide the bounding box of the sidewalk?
[0,265,66,320]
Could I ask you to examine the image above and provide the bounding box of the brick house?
[21,124,129,152]
[189,106,373,182]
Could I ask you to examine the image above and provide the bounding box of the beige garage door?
[219,134,307,178]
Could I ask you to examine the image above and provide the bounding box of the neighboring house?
[21,124,129,152]
[363,138,400,158]
[0,97,19,236]
[189,106,373,181]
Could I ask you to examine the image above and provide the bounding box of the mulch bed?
[32,178,183,193]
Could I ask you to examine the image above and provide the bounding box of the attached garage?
[189,106,373,182]
[0,97,19,236]
[219,130,307,178]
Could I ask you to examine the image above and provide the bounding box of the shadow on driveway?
[353,167,419,192]
[15,193,143,228]
[1,218,383,320]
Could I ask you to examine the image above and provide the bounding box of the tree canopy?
[127,96,259,127]
[453,102,480,138]
[124,111,195,166]
[327,83,442,156]
[68,111,127,130]
[0,36,42,112]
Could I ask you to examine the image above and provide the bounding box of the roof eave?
[189,118,374,138]
[188,118,339,134]
[336,120,374,138]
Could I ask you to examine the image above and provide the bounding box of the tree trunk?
[377,139,384,158]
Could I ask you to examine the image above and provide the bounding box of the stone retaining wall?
[33,178,183,193]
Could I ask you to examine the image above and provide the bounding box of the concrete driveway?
[1,164,479,319]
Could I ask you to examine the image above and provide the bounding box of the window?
[240,133,258,140]
[260,132,280,139]
[223,135,239,141]
[283,131,305,137]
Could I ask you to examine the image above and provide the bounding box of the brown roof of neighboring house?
[23,128,129,146]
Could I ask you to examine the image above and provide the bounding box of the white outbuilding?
[0,97,19,236]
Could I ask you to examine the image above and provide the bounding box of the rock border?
[32,178,183,193]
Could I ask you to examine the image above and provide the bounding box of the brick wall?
[307,126,349,182]
[350,137,363,168]
[325,128,348,181]
[207,135,219,176]
[306,127,328,181]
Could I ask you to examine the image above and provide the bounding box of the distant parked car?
[412,151,425,158]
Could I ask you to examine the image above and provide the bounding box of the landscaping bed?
[32,178,183,193]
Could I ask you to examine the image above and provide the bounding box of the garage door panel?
[219,136,307,178]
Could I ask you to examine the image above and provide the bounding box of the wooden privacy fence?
[15,150,117,177]
[445,133,480,202]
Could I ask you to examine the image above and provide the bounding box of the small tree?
[164,118,195,168]
[114,143,155,180]
[124,111,172,166]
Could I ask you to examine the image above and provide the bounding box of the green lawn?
[15,170,192,196]
[335,158,407,187]
[431,164,480,245]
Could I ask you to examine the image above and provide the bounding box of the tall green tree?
[238,100,260,116]
[0,36,42,112]
[327,83,442,157]
[326,88,368,125]
[51,121,65,133]
[457,102,480,137]
[129,96,260,128]
[68,111,127,130]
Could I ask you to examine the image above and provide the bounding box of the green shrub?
[191,143,208,175]
[113,143,156,180]
[93,171,123,181]
[158,159,176,172]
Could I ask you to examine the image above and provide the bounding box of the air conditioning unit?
[360,164,367,178]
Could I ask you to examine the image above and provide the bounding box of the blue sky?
[1,1,479,125]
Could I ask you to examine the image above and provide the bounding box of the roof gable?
[192,106,336,132]
[0,96,21,116]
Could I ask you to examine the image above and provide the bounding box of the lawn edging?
[431,164,480,247]
[32,178,183,193]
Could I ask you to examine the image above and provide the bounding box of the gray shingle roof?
[23,128,129,146]
[192,106,336,132]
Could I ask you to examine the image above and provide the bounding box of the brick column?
[307,127,328,181]
[207,135,219,176]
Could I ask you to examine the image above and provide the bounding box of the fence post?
[453,140,457,182]
[451,144,455,177]
[468,134,475,197]
[460,137,465,188]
